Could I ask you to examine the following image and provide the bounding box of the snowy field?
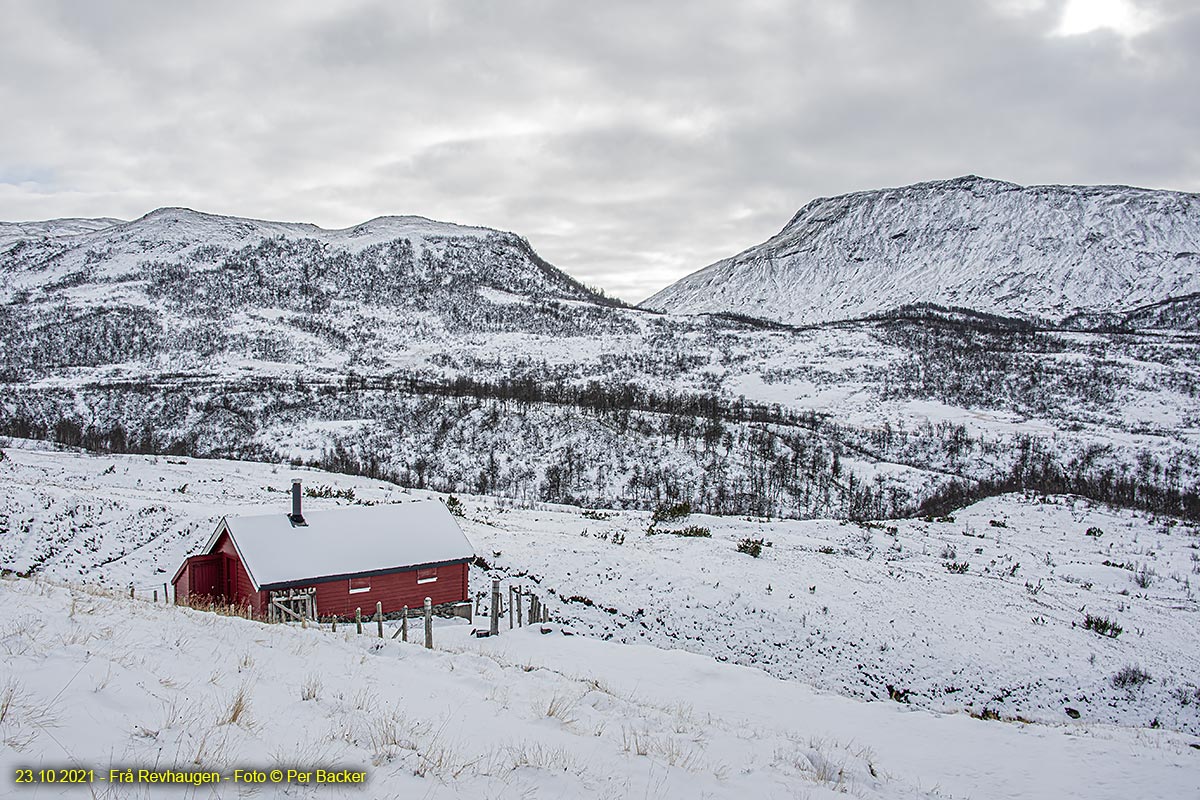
[1,576,1197,799]
[2,441,1200,797]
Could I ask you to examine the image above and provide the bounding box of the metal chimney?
[290,479,306,525]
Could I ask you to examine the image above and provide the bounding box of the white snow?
[1,574,1196,799]
[642,175,1200,325]
[218,500,475,588]
[2,443,1198,738]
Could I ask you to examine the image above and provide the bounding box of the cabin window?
[348,577,371,594]
[416,567,438,584]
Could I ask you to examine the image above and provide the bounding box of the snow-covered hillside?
[0,217,125,247]
[2,201,1198,525]
[3,443,1198,740]
[5,576,1196,799]
[0,206,612,344]
[642,176,1200,326]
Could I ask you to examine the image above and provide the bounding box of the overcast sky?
[1,0,1197,301]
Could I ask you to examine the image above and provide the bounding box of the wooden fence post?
[153,589,158,603]
[376,602,384,638]
[402,606,409,642]
[129,584,134,599]
[516,586,523,627]
[508,585,514,629]
[331,616,337,633]
[355,607,362,635]
[490,579,500,636]
[423,597,433,649]
[162,583,168,603]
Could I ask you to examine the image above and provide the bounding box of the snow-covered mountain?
[0,206,607,310]
[641,176,1200,326]
[1,203,1198,525]
[0,216,125,247]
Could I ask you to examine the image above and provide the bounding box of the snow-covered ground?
[2,575,1197,799]
[3,440,1199,741]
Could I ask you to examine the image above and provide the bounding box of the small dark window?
[348,577,371,594]
[416,567,438,584]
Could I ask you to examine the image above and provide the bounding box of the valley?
[2,178,1199,797]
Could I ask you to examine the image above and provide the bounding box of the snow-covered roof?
[213,500,474,589]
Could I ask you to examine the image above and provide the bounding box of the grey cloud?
[1,0,1196,302]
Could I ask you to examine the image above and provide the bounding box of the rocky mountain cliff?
[641,176,1200,326]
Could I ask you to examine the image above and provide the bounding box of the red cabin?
[172,481,474,620]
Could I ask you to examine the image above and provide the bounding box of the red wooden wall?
[173,532,467,621]
[310,562,468,619]
[172,531,265,616]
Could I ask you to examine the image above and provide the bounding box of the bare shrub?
[1111,665,1152,689]
[737,538,764,557]
[1133,564,1157,589]
[1083,613,1123,638]
[1173,684,1200,706]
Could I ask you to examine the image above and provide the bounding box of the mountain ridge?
[642,175,1200,326]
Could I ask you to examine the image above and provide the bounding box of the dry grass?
[543,693,580,726]
[412,739,482,780]
[0,619,48,657]
[300,673,322,702]
[365,708,423,764]
[500,742,585,774]
[187,725,234,770]
[90,665,113,693]
[0,677,60,751]
[620,726,704,771]
[772,737,859,792]
[217,684,251,727]
[183,597,255,619]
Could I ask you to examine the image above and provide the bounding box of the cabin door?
[188,554,224,601]
[222,554,238,600]
[188,553,237,605]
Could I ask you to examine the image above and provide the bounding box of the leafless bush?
[1111,665,1152,689]
[1133,564,1157,589]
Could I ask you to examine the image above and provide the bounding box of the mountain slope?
[0,216,125,248]
[641,176,1200,326]
[6,572,1194,800]
[0,206,607,308]
[0,207,634,379]
[1,204,1197,526]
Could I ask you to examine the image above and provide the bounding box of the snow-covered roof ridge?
[218,498,474,589]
